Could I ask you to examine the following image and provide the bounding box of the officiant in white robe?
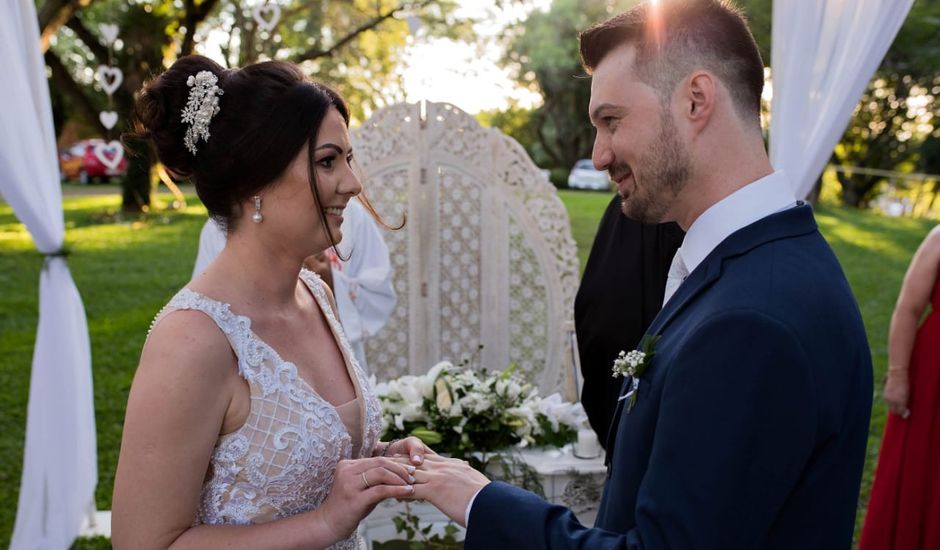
[193,197,396,372]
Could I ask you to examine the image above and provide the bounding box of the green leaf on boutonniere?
[635,334,660,377]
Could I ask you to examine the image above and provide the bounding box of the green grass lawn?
[0,188,933,547]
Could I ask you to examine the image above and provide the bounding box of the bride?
[112,55,428,549]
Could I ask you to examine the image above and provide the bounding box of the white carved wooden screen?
[351,102,581,398]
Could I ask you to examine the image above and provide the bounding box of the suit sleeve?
[465,481,632,549]
[464,310,817,549]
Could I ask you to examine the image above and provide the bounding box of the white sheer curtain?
[769,0,914,199]
[0,0,97,548]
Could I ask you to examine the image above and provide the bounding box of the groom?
[411,1,873,548]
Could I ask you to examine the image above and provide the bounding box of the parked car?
[566,159,610,190]
[59,139,127,183]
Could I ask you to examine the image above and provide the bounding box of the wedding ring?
[361,471,372,489]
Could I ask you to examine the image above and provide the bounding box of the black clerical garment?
[574,195,684,447]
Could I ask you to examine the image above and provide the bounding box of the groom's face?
[589,44,692,224]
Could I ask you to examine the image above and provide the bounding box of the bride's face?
[264,107,361,256]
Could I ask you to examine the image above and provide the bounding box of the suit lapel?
[603,256,721,461]
[603,204,818,461]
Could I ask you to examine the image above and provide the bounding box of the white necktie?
[662,248,688,307]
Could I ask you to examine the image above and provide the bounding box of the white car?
[567,159,610,190]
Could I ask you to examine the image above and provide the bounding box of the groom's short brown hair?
[579,0,765,125]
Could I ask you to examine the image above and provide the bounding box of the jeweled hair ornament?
[181,70,223,155]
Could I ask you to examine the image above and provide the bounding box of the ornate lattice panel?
[436,167,484,363]
[361,168,411,380]
[352,102,580,398]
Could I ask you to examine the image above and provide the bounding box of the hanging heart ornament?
[93,140,124,170]
[100,23,119,45]
[99,111,118,130]
[96,65,123,96]
[252,4,281,32]
[406,15,421,35]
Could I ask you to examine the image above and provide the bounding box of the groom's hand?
[410,454,490,527]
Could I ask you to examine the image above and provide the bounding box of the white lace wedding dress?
[152,269,383,549]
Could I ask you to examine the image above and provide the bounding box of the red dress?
[860,275,940,550]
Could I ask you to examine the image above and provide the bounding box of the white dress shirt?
[680,170,797,276]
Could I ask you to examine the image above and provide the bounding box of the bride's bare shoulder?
[139,302,237,384]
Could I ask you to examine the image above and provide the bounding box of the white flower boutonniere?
[612,334,660,412]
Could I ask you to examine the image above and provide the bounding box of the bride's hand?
[409,454,490,527]
[316,456,417,542]
[383,436,437,465]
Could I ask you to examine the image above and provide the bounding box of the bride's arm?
[112,310,415,550]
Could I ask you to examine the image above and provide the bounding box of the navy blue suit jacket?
[464,205,872,549]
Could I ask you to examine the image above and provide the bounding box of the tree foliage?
[42,0,467,211]
[494,0,635,181]
[831,0,940,207]
[494,0,937,207]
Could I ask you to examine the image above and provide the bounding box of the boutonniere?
[612,334,660,412]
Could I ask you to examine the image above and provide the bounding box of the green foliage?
[492,0,772,180]
[829,1,940,207]
[482,451,546,497]
[921,134,940,175]
[199,0,471,122]
[71,536,112,550]
[50,0,177,212]
[477,103,540,157]
[496,0,937,210]
[388,503,462,549]
[499,0,637,175]
[46,0,473,213]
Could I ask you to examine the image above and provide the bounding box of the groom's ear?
[682,71,717,133]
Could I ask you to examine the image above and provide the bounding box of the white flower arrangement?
[374,361,587,455]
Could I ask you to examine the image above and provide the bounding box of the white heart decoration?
[100,23,119,45]
[93,140,124,170]
[99,111,118,130]
[95,65,123,96]
[252,4,281,32]
[406,15,421,36]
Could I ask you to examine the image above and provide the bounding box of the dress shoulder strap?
[147,288,270,384]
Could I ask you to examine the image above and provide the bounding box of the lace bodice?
[153,270,382,548]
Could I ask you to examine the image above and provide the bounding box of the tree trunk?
[925,180,939,216]
[181,0,222,56]
[45,49,105,133]
[38,0,93,52]
[837,171,863,207]
[122,138,152,213]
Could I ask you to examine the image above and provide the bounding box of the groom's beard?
[618,111,692,224]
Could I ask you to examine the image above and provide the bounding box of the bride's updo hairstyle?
[128,55,355,233]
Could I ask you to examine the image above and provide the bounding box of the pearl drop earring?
[251,195,263,223]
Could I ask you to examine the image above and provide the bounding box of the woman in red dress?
[860,226,940,550]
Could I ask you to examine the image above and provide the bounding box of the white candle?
[574,428,601,459]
